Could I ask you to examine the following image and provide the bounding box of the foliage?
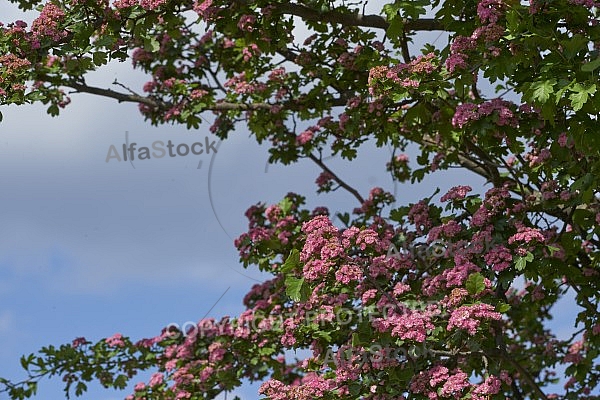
[1,0,600,398]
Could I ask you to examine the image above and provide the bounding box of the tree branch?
[272,3,444,32]
[308,153,365,204]
[65,81,312,112]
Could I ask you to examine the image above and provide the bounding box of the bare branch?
[308,153,365,204]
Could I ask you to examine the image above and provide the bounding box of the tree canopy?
[1,0,600,398]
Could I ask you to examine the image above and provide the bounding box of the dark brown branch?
[273,3,445,32]
[67,81,165,107]
[66,81,280,111]
[308,153,365,204]
[498,351,549,400]
[66,80,350,112]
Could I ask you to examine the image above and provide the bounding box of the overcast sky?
[0,3,582,399]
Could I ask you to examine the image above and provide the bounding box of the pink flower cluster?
[445,0,506,72]
[353,187,395,216]
[477,0,506,24]
[471,376,503,399]
[368,53,437,93]
[452,99,517,128]
[105,333,126,347]
[113,0,138,9]
[447,303,502,335]
[300,214,393,284]
[445,36,476,73]
[296,127,316,145]
[193,0,219,20]
[234,199,300,260]
[224,72,267,95]
[407,200,432,234]
[372,309,437,342]
[423,254,482,296]
[140,0,167,9]
[237,14,256,32]
[508,226,545,244]
[0,54,31,72]
[315,171,335,189]
[30,3,68,42]
[525,146,551,167]
[484,245,513,272]
[427,220,463,242]
[410,365,471,398]
[471,186,511,227]
[569,0,600,7]
[259,373,336,400]
[440,185,472,202]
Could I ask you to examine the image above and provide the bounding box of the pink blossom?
[440,370,471,397]
[557,133,567,147]
[315,171,335,189]
[445,52,469,73]
[477,0,505,23]
[335,263,363,284]
[105,333,126,347]
[148,372,164,387]
[407,200,432,234]
[393,282,411,296]
[508,226,545,244]
[193,0,218,20]
[242,43,260,61]
[30,3,68,42]
[452,99,517,128]
[71,337,87,348]
[447,303,502,335]
[113,0,138,8]
[484,245,512,272]
[396,153,409,163]
[208,342,226,362]
[441,185,472,202]
[374,310,434,342]
[452,103,478,127]
[296,130,314,145]
[237,14,256,32]
[140,0,167,9]
[472,376,502,399]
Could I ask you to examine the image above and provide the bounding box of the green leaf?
[465,272,485,295]
[20,354,31,370]
[285,276,306,302]
[47,104,59,116]
[280,249,300,273]
[75,382,87,396]
[144,37,160,52]
[278,197,293,214]
[514,252,533,271]
[569,83,596,111]
[348,382,362,396]
[497,302,511,313]
[530,79,555,103]
[93,51,107,66]
[581,57,600,72]
[547,245,560,257]
[386,18,404,42]
[114,375,128,389]
[336,212,350,226]
[561,34,588,59]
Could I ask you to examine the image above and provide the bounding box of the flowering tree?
[1,0,600,399]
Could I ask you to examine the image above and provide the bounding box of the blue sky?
[0,2,586,399]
